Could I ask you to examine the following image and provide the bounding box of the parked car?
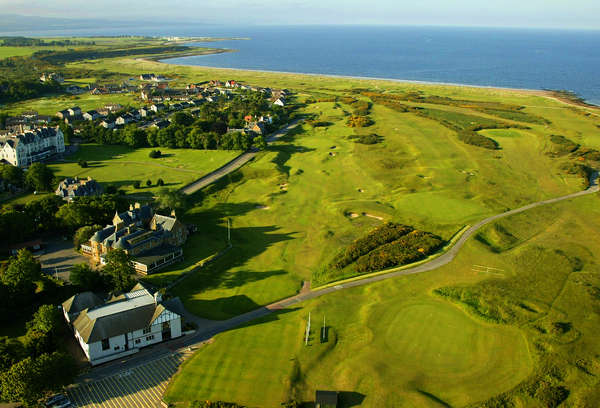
[45,394,73,407]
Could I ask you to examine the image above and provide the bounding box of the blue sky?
[1,0,599,29]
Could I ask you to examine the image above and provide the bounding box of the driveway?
[38,237,88,281]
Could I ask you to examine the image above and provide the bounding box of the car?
[45,394,73,408]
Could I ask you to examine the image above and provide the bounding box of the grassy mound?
[315,223,444,285]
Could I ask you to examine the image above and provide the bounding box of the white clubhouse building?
[62,283,182,365]
[0,126,65,168]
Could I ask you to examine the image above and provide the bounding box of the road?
[180,120,302,195]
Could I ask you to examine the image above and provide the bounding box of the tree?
[78,159,88,168]
[0,352,78,407]
[172,111,194,126]
[123,125,147,148]
[133,180,141,189]
[27,304,62,335]
[24,162,54,191]
[1,249,41,297]
[1,164,24,187]
[70,263,105,291]
[73,224,100,250]
[156,188,188,212]
[149,149,162,158]
[253,135,267,150]
[0,336,24,371]
[58,123,73,145]
[23,305,62,356]
[146,179,152,187]
[156,178,165,186]
[103,249,135,292]
[0,356,41,406]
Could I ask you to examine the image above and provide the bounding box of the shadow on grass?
[339,391,367,407]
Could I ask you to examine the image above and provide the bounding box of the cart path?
[180,120,303,195]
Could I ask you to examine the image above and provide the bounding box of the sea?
[2,25,599,105]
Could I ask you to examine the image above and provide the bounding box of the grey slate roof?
[62,292,104,316]
[71,284,178,343]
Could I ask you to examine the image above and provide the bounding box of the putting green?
[366,300,533,406]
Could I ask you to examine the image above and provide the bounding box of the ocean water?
[2,24,599,104]
[165,26,600,105]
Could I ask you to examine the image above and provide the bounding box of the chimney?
[129,204,134,211]
[135,202,141,209]
[171,209,176,218]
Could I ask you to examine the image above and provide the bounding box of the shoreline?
[150,54,599,109]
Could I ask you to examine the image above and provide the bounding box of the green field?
[167,92,589,319]
[48,144,240,196]
[166,195,600,407]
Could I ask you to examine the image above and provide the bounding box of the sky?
[1,0,599,30]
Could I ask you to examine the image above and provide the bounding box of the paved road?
[180,120,302,195]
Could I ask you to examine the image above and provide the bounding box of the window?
[135,339,141,344]
[146,335,154,341]
[113,346,120,351]
[162,321,171,331]
[101,338,110,351]
[143,327,152,334]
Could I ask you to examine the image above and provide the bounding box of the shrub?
[146,179,152,187]
[148,149,162,158]
[355,134,379,144]
[156,178,164,186]
[105,185,117,194]
[347,115,373,128]
[78,159,88,168]
[133,181,141,189]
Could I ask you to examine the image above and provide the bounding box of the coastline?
[150,54,599,109]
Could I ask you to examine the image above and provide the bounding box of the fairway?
[49,144,240,195]
[165,296,532,407]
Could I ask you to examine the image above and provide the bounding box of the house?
[315,391,338,408]
[100,120,115,129]
[225,80,237,88]
[65,85,85,95]
[103,103,123,113]
[151,103,166,113]
[244,115,254,123]
[249,122,266,135]
[115,113,135,125]
[152,120,170,130]
[0,127,65,168]
[67,107,82,117]
[156,82,169,90]
[259,115,273,124]
[40,72,64,83]
[273,98,286,107]
[82,203,189,274]
[56,110,70,120]
[171,103,183,111]
[55,177,103,201]
[209,80,223,87]
[83,110,100,121]
[90,87,109,95]
[139,107,152,118]
[62,283,183,365]
[140,73,154,81]
[62,292,104,323]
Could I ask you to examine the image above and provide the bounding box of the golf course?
[3,40,600,406]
